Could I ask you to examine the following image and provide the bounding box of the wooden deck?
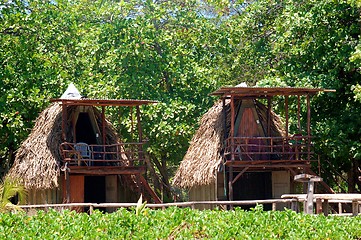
[67,166,146,175]
[224,136,315,167]
[60,142,145,168]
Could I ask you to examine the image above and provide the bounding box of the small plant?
[0,176,27,212]
[135,194,147,216]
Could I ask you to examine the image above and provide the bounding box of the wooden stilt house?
[8,84,161,209]
[173,86,335,209]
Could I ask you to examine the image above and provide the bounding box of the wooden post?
[66,169,70,203]
[267,97,272,159]
[352,200,359,216]
[101,106,106,160]
[316,198,322,214]
[306,181,315,214]
[323,199,329,216]
[306,95,311,161]
[230,95,235,162]
[291,198,298,212]
[294,174,322,214]
[272,202,276,211]
[222,98,227,142]
[267,97,271,137]
[229,95,235,206]
[285,96,289,138]
[136,106,143,163]
[297,95,301,132]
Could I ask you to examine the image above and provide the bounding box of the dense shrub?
[0,207,360,239]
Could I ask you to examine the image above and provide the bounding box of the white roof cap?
[60,83,82,99]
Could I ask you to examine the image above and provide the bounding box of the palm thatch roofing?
[7,102,120,190]
[172,99,285,189]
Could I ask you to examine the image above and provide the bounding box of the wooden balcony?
[224,136,316,169]
[60,142,146,175]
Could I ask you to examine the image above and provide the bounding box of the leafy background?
[1,0,361,197]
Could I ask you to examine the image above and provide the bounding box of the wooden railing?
[18,198,361,216]
[224,136,314,161]
[60,142,146,167]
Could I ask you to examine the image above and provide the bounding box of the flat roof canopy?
[50,98,158,107]
[211,87,335,98]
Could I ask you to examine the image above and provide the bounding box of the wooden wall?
[272,171,290,210]
[189,184,216,210]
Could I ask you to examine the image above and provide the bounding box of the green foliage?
[0,208,360,239]
[0,176,26,213]
[1,0,361,192]
[0,0,221,175]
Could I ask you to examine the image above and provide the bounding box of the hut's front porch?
[60,142,146,174]
[224,135,315,165]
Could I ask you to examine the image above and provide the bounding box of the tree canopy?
[1,0,361,194]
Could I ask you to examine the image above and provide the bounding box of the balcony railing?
[224,135,314,162]
[60,142,146,167]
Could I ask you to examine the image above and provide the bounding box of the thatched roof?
[172,100,226,189]
[172,99,285,189]
[7,103,63,190]
[7,102,120,190]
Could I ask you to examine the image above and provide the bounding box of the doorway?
[84,176,106,204]
[232,172,272,210]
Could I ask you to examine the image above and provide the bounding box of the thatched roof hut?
[7,102,119,190]
[172,99,285,189]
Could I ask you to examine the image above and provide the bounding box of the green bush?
[0,207,360,239]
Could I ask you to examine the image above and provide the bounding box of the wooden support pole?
[223,98,227,142]
[352,200,359,216]
[229,95,235,206]
[272,203,276,211]
[285,96,289,138]
[130,107,134,142]
[297,95,301,132]
[306,181,315,214]
[306,95,311,161]
[338,202,343,214]
[101,106,106,160]
[291,198,298,212]
[230,95,235,162]
[323,199,329,216]
[316,198,322,214]
[228,169,234,203]
[66,169,70,203]
[136,106,142,142]
[136,106,144,164]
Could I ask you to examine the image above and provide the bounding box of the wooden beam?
[139,175,162,204]
[232,167,250,184]
[68,166,146,175]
